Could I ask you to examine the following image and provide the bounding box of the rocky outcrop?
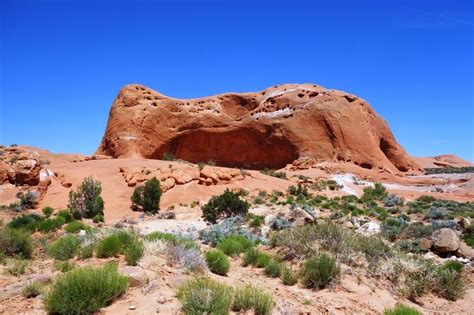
[119,164,246,192]
[97,84,420,173]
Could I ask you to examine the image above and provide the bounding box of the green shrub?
[232,284,274,315]
[56,210,74,223]
[216,234,253,256]
[242,247,259,267]
[68,176,104,220]
[4,258,29,275]
[64,221,90,234]
[53,260,76,272]
[42,206,54,217]
[403,262,436,300]
[300,253,340,289]
[435,268,464,301]
[260,168,287,179]
[255,251,271,268]
[280,265,298,285]
[37,218,64,233]
[440,260,464,273]
[264,258,281,277]
[201,189,249,224]
[383,303,421,315]
[92,214,104,223]
[48,235,79,261]
[176,277,233,315]
[44,263,128,315]
[145,231,198,250]
[206,249,230,276]
[16,190,38,210]
[78,244,94,259]
[362,182,387,201]
[161,152,176,161]
[7,213,43,231]
[131,177,162,213]
[247,214,264,228]
[124,238,144,266]
[22,281,43,298]
[0,227,33,258]
[95,234,123,258]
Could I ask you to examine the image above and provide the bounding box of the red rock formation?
[97,84,420,173]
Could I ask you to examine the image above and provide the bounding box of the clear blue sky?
[1,0,473,161]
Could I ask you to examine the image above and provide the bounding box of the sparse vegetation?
[5,258,29,275]
[48,235,80,261]
[64,220,90,233]
[161,152,176,161]
[44,263,128,315]
[22,281,43,298]
[280,265,298,285]
[42,206,54,217]
[260,168,287,179]
[232,284,274,315]
[264,258,282,277]
[216,234,254,256]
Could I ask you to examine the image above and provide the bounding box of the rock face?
[97,84,419,172]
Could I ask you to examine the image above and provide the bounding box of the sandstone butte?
[96,83,421,174]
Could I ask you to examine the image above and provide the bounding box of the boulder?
[119,266,148,287]
[431,228,460,253]
[456,241,474,260]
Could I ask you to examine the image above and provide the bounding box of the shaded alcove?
[151,127,299,170]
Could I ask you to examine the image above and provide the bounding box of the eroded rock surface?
[97,84,420,173]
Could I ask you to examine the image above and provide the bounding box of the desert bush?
[124,238,144,266]
[264,258,282,277]
[22,281,43,298]
[166,245,207,273]
[300,253,340,289]
[68,177,104,220]
[42,206,54,217]
[255,251,271,268]
[131,177,162,213]
[56,210,74,223]
[383,194,404,208]
[462,224,474,246]
[242,247,259,267]
[440,260,464,273]
[64,220,90,234]
[78,244,95,259]
[53,260,76,272]
[44,263,128,315]
[48,235,80,261]
[246,213,264,228]
[280,265,298,285]
[232,284,274,315]
[271,217,292,230]
[206,249,230,275]
[161,152,176,161]
[0,227,33,258]
[403,261,436,300]
[202,189,249,224]
[381,217,406,241]
[7,213,43,231]
[37,218,64,233]
[425,208,449,220]
[431,220,458,230]
[401,223,433,239]
[91,215,102,224]
[216,234,254,256]
[146,231,198,250]
[176,277,233,315]
[383,303,421,315]
[16,190,39,210]
[435,266,465,301]
[361,182,387,201]
[260,168,287,179]
[95,230,134,258]
[4,258,29,275]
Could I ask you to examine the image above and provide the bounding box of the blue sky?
[1,0,473,161]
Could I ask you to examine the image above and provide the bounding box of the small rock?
[294,217,305,227]
[264,214,276,226]
[261,226,271,238]
[343,221,354,229]
[459,217,471,231]
[129,305,136,310]
[157,295,167,304]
